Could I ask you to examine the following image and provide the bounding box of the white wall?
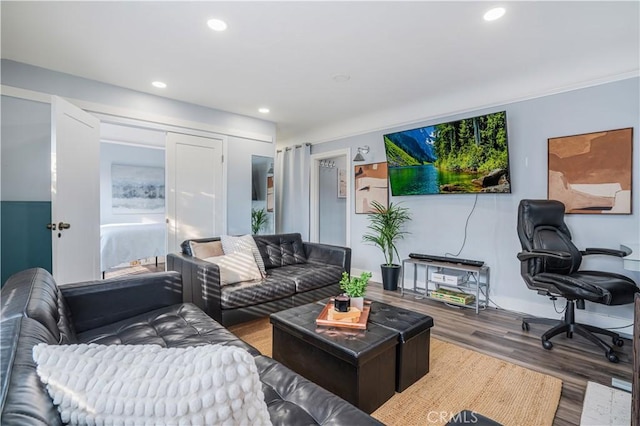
[1,96,51,201]
[312,77,640,332]
[99,143,165,225]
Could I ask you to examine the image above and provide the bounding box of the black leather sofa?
[168,233,351,326]
[0,267,380,425]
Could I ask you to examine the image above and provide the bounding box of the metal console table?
[401,257,490,314]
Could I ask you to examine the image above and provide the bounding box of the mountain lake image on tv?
[384,111,511,195]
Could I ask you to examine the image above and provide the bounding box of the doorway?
[310,149,351,247]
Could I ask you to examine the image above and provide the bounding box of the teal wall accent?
[1,201,52,285]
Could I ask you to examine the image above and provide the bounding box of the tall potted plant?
[362,201,411,291]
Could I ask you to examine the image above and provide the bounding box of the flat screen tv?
[383,111,511,195]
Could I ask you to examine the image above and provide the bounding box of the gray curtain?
[275,144,311,240]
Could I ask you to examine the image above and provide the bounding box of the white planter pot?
[350,296,364,311]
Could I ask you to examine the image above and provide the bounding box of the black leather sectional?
[168,233,351,326]
[0,267,380,425]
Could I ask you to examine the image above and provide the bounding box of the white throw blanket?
[32,343,272,426]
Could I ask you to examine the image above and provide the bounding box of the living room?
[1,2,639,425]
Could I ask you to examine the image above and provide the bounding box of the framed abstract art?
[548,128,633,214]
[354,162,388,214]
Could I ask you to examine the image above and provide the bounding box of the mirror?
[251,155,275,235]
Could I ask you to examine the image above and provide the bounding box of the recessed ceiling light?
[484,7,506,21]
[332,74,351,83]
[152,81,167,89]
[258,108,270,114]
[207,18,228,32]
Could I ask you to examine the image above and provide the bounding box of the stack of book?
[327,307,362,322]
[430,288,475,305]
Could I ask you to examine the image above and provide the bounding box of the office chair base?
[522,301,624,363]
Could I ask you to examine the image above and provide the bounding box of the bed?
[100,223,167,272]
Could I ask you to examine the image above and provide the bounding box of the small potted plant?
[251,208,268,235]
[339,271,372,311]
[362,201,411,291]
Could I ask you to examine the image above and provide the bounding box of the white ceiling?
[2,1,639,144]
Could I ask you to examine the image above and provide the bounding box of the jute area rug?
[229,318,562,426]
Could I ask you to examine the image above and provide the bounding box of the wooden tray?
[316,301,371,330]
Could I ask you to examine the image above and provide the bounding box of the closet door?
[51,96,101,284]
[166,133,224,253]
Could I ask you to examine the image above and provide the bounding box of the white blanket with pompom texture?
[32,343,272,426]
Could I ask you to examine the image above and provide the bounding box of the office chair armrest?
[517,249,572,261]
[582,247,631,257]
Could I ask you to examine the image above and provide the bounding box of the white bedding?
[100,223,166,271]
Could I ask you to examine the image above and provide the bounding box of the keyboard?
[408,253,484,267]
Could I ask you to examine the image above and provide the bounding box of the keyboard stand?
[400,257,490,314]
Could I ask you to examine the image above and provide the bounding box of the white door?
[166,132,224,253]
[51,96,101,284]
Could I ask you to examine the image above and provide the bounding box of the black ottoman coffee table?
[270,302,398,414]
[367,301,434,392]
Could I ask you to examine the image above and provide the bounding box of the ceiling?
[2,1,639,145]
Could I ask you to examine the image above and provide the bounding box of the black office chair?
[517,199,638,362]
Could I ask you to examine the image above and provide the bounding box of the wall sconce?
[353,145,370,162]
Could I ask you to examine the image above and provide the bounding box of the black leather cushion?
[0,268,76,344]
[0,317,64,426]
[256,356,384,425]
[270,264,343,292]
[76,303,260,355]
[254,233,307,269]
[535,270,638,305]
[220,275,296,309]
[368,301,434,342]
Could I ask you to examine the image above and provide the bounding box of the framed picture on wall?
[266,176,274,212]
[354,162,388,214]
[111,164,165,214]
[338,168,347,198]
[548,127,633,214]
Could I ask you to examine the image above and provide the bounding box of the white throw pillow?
[220,234,267,277]
[203,252,262,286]
[32,343,272,426]
[189,240,224,259]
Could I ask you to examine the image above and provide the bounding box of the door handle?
[58,222,71,230]
[46,223,57,230]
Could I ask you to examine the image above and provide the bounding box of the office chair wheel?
[612,337,624,347]
[521,321,529,331]
[542,340,553,350]
[607,352,619,363]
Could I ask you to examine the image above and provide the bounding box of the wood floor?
[111,264,633,425]
[365,282,634,426]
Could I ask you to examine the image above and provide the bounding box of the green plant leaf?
[339,271,372,297]
[362,201,411,266]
